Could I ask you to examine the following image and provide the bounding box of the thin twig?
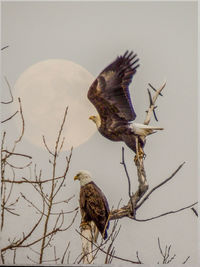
[183,256,190,264]
[1,45,9,51]
[4,166,15,206]
[148,83,163,96]
[120,147,134,215]
[135,202,198,222]
[61,242,70,264]
[191,207,198,217]
[4,175,65,184]
[14,98,24,145]
[1,76,14,104]
[42,135,54,156]
[6,160,32,170]
[1,111,19,123]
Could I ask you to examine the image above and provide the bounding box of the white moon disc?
[13,59,96,150]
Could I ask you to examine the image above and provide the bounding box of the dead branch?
[157,237,176,264]
[191,207,198,217]
[4,167,15,208]
[42,135,54,156]
[1,45,9,51]
[183,256,190,264]
[136,251,142,264]
[1,76,14,104]
[61,242,70,264]
[3,175,65,184]
[14,98,25,145]
[53,147,73,199]
[120,147,134,214]
[1,111,19,123]
[6,160,32,170]
[148,83,163,96]
[2,150,32,159]
[144,82,166,125]
[135,202,197,222]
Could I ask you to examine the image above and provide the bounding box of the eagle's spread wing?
[80,182,110,239]
[88,51,139,123]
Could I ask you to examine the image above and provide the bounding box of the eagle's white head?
[89,115,101,129]
[74,170,92,187]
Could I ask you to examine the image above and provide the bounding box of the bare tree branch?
[183,256,190,264]
[120,146,134,215]
[42,135,54,156]
[1,76,14,104]
[144,81,166,125]
[2,150,32,159]
[3,175,66,184]
[61,242,70,264]
[1,45,9,51]
[135,202,197,222]
[148,83,163,96]
[191,207,198,217]
[1,111,19,123]
[157,237,176,264]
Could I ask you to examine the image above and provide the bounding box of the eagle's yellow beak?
[74,175,79,181]
[89,116,93,120]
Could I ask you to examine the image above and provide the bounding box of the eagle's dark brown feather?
[80,181,110,239]
[87,50,139,124]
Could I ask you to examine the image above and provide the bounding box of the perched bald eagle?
[74,170,110,240]
[88,51,163,155]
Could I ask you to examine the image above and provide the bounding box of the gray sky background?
[1,1,198,266]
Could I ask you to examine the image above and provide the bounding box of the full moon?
[13,59,96,150]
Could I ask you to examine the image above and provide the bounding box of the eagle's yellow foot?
[134,147,145,163]
[80,222,89,228]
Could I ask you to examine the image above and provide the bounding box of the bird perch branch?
[144,82,166,125]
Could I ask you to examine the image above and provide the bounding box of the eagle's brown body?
[80,181,110,239]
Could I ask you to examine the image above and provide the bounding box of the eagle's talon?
[134,147,145,162]
[80,222,89,228]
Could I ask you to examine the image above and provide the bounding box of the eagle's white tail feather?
[131,123,164,136]
[91,221,99,243]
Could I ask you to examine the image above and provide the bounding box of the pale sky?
[1,1,198,266]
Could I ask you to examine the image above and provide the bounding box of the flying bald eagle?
[88,51,163,156]
[74,170,110,240]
